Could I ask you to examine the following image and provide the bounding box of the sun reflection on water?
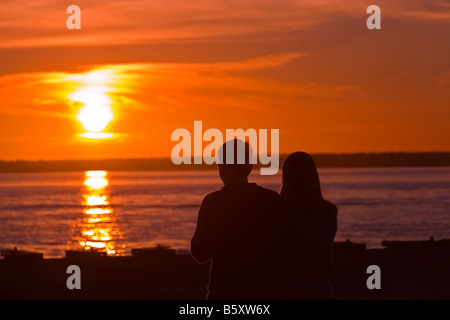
[71,170,124,255]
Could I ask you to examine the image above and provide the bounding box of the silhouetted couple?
[191,139,338,300]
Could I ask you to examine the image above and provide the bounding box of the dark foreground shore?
[1,239,450,300]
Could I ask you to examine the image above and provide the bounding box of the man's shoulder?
[202,184,280,203]
[254,185,281,202]
[202,190,223,203]
[255,184,280,196]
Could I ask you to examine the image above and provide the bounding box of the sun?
[72,90,114,132]
[67,70,116,139]
[77,104,114,132]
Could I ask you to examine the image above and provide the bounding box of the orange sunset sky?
[0,0,449,161]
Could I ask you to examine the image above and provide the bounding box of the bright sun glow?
[77,104,113,132]
[86,170,107,178]
[79,132,114,139]
[85,195,108,206]
[67,70,116,139]
[84,171,109,189]
[77,169,120,256]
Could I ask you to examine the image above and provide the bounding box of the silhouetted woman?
[280,152,338,299]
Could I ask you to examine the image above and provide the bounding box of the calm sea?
[0,167,449,258]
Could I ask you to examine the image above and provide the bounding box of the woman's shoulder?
[321,200,338,215]
[319,200,338,223]
[307,200,337,225]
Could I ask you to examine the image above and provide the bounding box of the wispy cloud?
[4,0,449,49]
[0,52,360,120]
[433,71,450,90]
[402,0,450,20]
[0,0,324,48]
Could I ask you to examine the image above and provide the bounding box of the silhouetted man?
[191,139,283,299]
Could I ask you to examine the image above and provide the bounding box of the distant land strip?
[0,152,450,173]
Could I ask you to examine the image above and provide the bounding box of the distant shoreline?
[1,152,450,173]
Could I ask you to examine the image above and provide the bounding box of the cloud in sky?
[0,52,370,158]
[0,0,326,48]
[0,52,345,118]
[1,0,450,49]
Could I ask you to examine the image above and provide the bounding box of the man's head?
[217,139,253,185]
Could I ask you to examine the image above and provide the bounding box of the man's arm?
[191,195,215,263]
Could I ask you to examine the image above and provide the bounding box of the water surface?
[0,167,449,258]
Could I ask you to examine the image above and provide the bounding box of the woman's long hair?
[280,152,324,206]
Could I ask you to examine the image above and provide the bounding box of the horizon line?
[1,150,450,163]
[1,152,449,174]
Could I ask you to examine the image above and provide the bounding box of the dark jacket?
[191,183,284,300]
